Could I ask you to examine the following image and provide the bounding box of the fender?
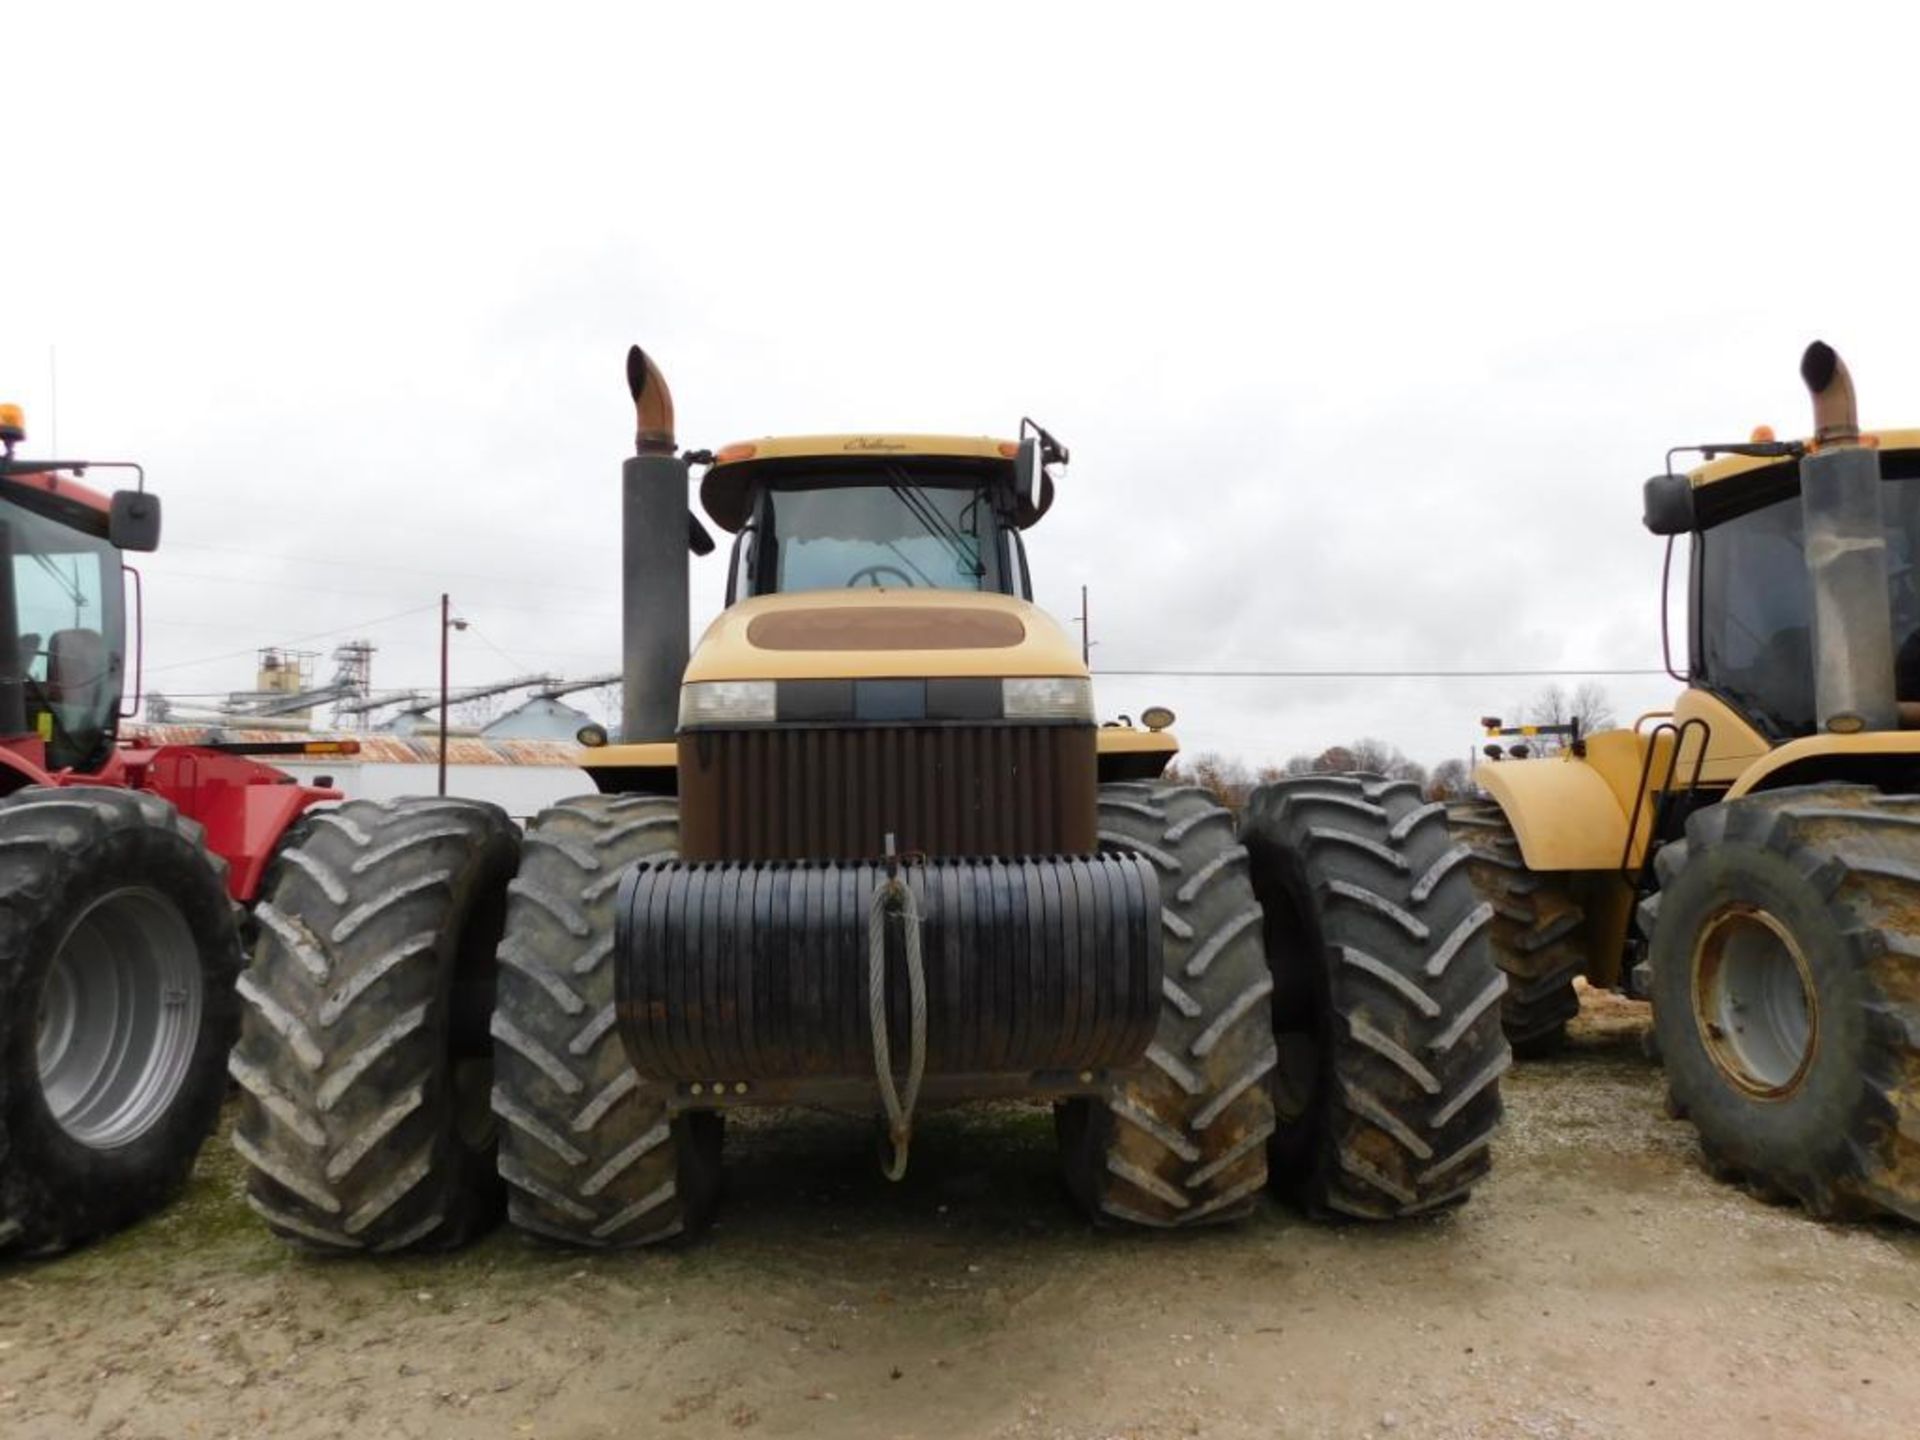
[129,746,340,902]
[0,739,55,794]
[1725,730,1920,798]
[1472,728,1666,873]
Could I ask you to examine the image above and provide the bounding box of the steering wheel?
[846,564,915,589]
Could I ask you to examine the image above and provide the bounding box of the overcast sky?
[8,3,1920,770]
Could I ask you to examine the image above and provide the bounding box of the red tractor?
[0,402,346,1256]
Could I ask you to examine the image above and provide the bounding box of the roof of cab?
[699,433,1032,533]
[709,434,1015,467]
[1688,428,1920,488]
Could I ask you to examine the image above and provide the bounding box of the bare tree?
[1526,683,1570,730]
[1168,752,1255,812]
[1569,680,1617,734]
[1520,682,1617,755]
[1313,745,1358,774]
[1426,756,1475,801]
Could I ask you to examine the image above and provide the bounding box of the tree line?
[1164,683,1616,811]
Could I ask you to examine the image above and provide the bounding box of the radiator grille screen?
[677,724,1097,861]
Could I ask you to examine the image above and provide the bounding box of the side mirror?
[1013,437,1042,516]
[109,490,162,552]
[1642,472,1695,536]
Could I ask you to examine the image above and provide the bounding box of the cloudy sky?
[8,3,1919,771]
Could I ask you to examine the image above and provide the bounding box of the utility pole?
[1077,584,1091,666]
[438,594,467,796]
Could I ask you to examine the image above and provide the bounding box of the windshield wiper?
[29,551,88,612]
[880,539,940,588]
[885,469,985,580]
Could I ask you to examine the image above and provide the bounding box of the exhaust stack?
[1798,340,1897,734]
[621,346,691,743]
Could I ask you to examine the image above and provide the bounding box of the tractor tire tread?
[1448,800,1588,1056]
[491,793,721,1248]
[1056,784,1279,1228]
[1248,775,1508,1217]
[232,796,518,1254]
[1649,783,1920,1222]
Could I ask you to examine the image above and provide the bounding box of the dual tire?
[1061,777,1508,1225]
[234,792,719,1253]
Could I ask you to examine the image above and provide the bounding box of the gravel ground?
[3,989,1917,1440]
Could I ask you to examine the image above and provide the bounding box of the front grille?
[677,724,1097,862]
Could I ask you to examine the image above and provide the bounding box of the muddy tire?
[1449,801,1586,1057]
[232,797,519,1253]
[1643,784,1920,1222]
[1056,782,1278,1228]
[1245,776,1508,1217]
[491,794,722,1248]
[0,787,240,1256]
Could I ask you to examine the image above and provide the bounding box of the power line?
[162,540,616,594]
[144,569,622,623]
[146,601,441,675]
[460,619,536,673]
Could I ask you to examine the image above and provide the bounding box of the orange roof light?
[997,441,1020,459]
[714,443,758,464]
[1750,425,1776,443]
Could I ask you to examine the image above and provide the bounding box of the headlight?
[678,680,777,727]
[1002,676,1094,722]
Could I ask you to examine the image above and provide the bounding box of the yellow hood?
[684,590,1086,683]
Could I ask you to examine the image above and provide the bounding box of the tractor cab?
[1649,430,1920,741]
[0,404,159,774]
[698,430,1065,604]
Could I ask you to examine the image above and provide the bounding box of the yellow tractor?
[230,346,1511,1250]
[1453,342,1920,1222]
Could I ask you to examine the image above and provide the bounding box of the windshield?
[1697,475,1920,737]
[751,479,1006,596]
[0,494,125,770]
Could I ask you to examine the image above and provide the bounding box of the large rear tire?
[232,797,519,1253]
[0,787,240,1256]
[1245,776,1508,1217]
[1644,784,1920,1222]
[1056,782,1278,1228]
[1449,801,1587,1056]
[491,794,723,1248]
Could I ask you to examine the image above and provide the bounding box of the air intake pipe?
[1798,340,1897,734]
[621,346,691,743]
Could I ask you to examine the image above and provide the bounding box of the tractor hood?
[683,590,1087,683]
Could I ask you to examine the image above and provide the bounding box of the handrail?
[1620,716,1711,883]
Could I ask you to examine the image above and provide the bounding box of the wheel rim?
[1690,904,1817,1100]
[34,887,204,1149]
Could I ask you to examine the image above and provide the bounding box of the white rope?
[866,874,927,1181]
